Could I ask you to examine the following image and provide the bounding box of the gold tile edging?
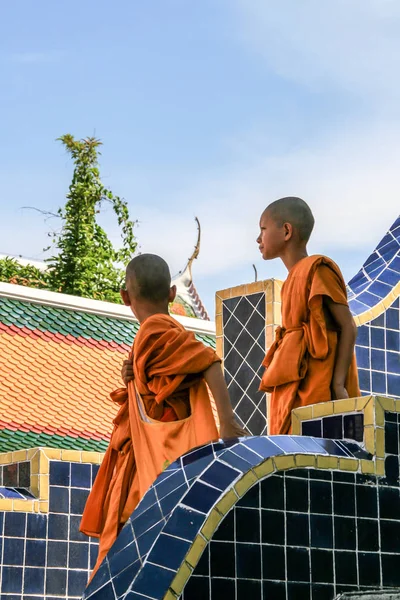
[0,447,104,514]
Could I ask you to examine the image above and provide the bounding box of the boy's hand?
[219,417,248,440]
[331,383,349,400]
[121,358,134,386]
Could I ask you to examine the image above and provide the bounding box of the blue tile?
[70,514,87,542]
[49,486,69,513]
[92,463,100,485]
[387,329,400,352]
[200,461,240,490]
[49,461,70,486]
[312,439,349,457]
[163,505,205,541]
[356,326,370,347]
[371,349,385,371]
[388,374,400,397]
[387,351,400,374]
[71,488,89,514]
[3,537,24,565]
[182,455,216,481]
[136,520,164,558]
[372,370,387,394]
[380,239,400,260]
[47,541,68,567]
[132,502,163,538]
[349,299,369,315]
[90,542,99,570]
[293,436,329,454]
[358,369,371,393]
[387,308,400,330]
[26,539,46,566]
[378,233,395,251]
[132,563,174,598]
[2,566,23,593]
[371,313,385,327]
[364,252,383,269]
[26,513,47,539]
[369,281,392,299]
[68,570,89,596]
[159,483,188,517]
[219,450,253,472]
[71,463,92,488]
[4,511,26,537]
[378,268,400,287]
[69,541,89,569]
[87,582,116,600]
[107,523,134,561]
[230,443,264,466]
[131,487,157,520]
[154,470,186,501]
[181,481,221,514]
[390,257,400,275]
[113,560,142,597]
[24,567,45,594]
[182,444,214,467]
[108,540,139,577]
[244,436,283,458]
[356,346,370,369]
[46,568,67,595]
[358,292,380,309]
[270,435,304,453]
[371,327,385,349]
[150,533,190,571]
[48,513,68,539]
[83,561,112,596]
[302,420,322,437]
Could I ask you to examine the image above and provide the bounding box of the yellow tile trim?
[215,488,238,516]
[169,561,192,596]
[234,470,258,498]
[339,458,359,472]
[377,396,396,413]
[201,509,223,541]
[312,402,334,419]
[295,454,317,468]
[333,398,357,414]
[254,457,274,479]
[356,280,400,326]
[185,535,208,569]
[164,590,178,600]
[361,459,376,475]
[273,455,296,471]
[317,455,339,470]
[292,406,313,422]
[291,413,301,436]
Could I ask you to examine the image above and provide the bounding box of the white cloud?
[234,0,400,104]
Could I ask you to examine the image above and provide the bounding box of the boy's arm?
[204,362,248,439]
[121,358,133,386]
[324,298,357,400]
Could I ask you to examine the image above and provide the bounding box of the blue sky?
[1,1,400,316]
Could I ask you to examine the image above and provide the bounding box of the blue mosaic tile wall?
[83,431,376,600]
[0,461,99,598]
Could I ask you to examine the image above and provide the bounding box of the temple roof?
[0,282,216,454]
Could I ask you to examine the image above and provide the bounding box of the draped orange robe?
[80,314,220,578]
[260,255,360,435]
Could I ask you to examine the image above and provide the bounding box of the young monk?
[257,197,360,435]
[80,254,245,578]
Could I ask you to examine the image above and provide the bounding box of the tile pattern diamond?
[222,293,267,435]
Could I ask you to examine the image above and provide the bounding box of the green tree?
[0,135,137,302]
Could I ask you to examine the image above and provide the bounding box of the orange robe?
[80,314,220,577]
[260,255,360,435]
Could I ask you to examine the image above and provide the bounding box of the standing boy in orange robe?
[257,197,360,435]
[80,254,245,578]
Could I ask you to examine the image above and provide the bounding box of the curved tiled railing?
[82,395,400,600]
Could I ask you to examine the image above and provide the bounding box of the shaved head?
[265,197,315,242]
[125,254,171,303]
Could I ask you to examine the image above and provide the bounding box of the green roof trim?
[0,297,216,349]
[0,429,109,453]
